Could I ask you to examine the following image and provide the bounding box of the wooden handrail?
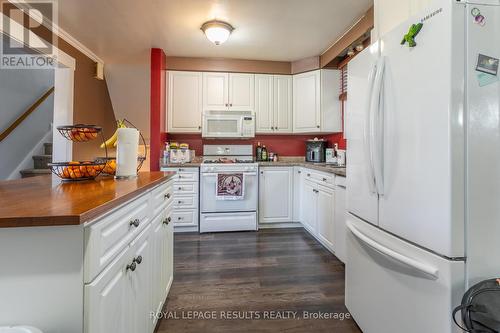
[0,86,55,142]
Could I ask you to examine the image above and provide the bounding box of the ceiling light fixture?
[201,20,234,45]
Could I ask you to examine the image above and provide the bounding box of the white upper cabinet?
[229,73,255,111]
[254,74,293,134]
[293,69,341,134]
[167,71,202,133]
[203,72,229,111]
[203,72,254,111]
[255,74,274,133]
[273,75,293,133]
[293,70,320,132]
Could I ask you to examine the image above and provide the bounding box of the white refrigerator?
[345,0,500,332]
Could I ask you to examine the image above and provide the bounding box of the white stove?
[200,145,258,233]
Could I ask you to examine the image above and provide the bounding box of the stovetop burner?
[203,158,255,164]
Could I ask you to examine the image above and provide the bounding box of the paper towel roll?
[116,128,139,178]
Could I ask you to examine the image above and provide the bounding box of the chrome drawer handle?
[323,178,327,182]
[178,217,183,221]
[178,200,183,204]
[126,262,136,272]
[163,217,171,225]
[178,187,182,190]
[130,219,140,228]
[164,193,171,199]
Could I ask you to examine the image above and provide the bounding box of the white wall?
[0,68,54,179]
[105,58,150,141]
[373,0,435,40]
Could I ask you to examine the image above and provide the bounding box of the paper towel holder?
[114,119,147,180]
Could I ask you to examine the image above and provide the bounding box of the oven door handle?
[202,172,257,177]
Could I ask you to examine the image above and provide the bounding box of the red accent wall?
[150,48,167,171]
[166,133,346,157]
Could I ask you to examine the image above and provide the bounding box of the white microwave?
[202,110,255,138]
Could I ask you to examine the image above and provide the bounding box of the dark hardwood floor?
[156,228,361,333]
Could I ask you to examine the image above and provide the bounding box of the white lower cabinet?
[84,247,132,333]
[317,185,335,252]
[294,168,347,261]
[302,179,335,253]
[161,167,199,232]
[334,180,347,263]
[129,224,153,333]
[84,179,174,333]
[293,167,303,222]
[259,167,293,224]
[150,207,174,329]
[301,180,317,233]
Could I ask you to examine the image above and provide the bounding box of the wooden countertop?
[0,172,175,228]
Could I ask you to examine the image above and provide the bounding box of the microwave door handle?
[240,118,244,137]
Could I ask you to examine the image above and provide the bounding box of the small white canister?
[116,128,139,178]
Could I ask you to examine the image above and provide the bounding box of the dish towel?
[216,173,245,200]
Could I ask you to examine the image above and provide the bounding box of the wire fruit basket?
[50,124,108,181]
[56,124,102,142]
[49,161,106,181]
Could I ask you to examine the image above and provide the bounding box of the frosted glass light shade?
[201,20,234,45]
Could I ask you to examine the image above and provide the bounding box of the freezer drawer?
[345,214,465,333]
[200,212,257,233]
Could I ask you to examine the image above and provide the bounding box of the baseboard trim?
[174,226,199,233]
[258,222,302,229]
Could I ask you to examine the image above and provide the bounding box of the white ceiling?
[57,0,373,64]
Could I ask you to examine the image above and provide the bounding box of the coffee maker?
[306,139,327,163]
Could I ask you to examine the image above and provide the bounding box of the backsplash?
[165,133,346,157]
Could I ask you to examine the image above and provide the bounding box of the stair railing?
[0,86,55,142]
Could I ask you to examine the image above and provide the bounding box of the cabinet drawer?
[163,167,199,182]
[174,182,198,195]
[84,193,151,283]
[335,175,346,188]
[173,195,197,209]
[151,180,173,218]
[304,169,334,187]
[172,210,198,227]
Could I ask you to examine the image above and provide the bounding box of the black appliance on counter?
[306,139,327,163]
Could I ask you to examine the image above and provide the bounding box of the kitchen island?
[0,172,175,333]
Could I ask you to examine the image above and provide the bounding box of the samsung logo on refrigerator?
[420,8,443,23]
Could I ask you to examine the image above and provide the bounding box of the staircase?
[20,143,53,178]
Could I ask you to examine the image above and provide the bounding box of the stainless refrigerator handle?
[346,221,439,279]
[365,63,378,194]
[371,57,386,196]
